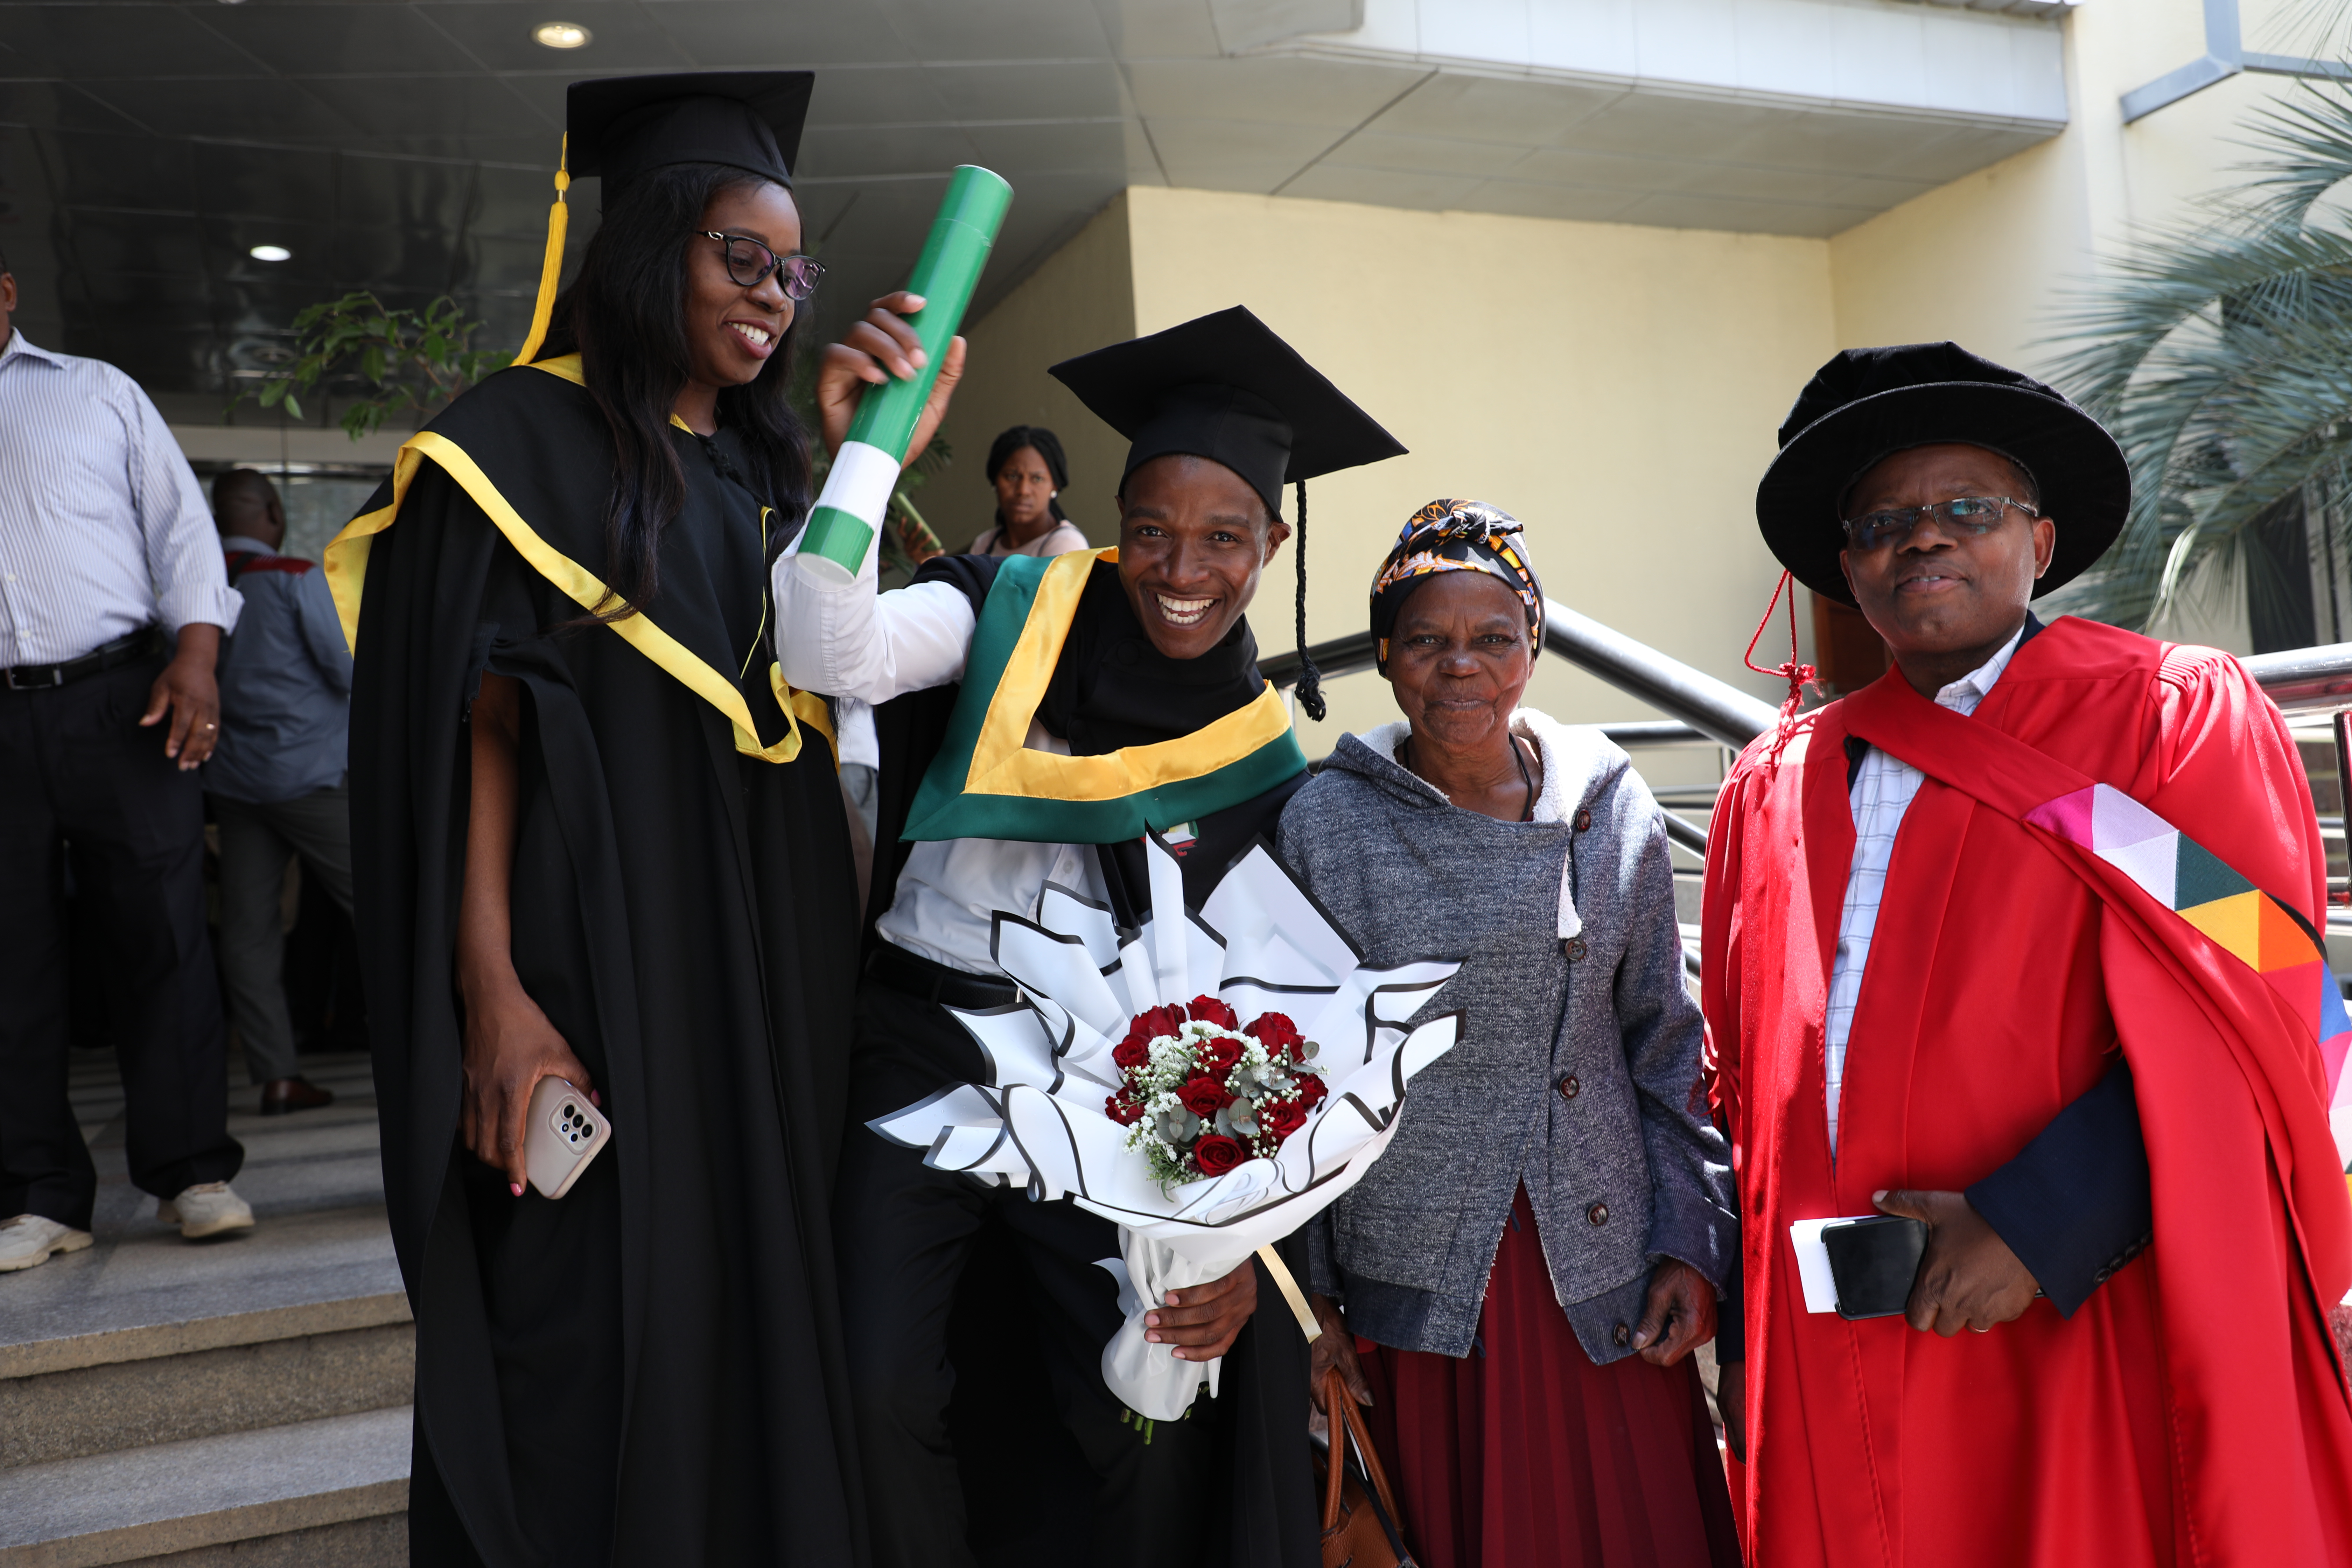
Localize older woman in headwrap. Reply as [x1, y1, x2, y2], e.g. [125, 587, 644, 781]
[1276, 500, 1741, 1568]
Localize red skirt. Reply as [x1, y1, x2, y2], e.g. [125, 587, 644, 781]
[1357, 1185, 1742, 1568]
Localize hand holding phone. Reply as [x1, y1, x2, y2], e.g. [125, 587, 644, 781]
[1821, 1214, 1928, 1320]
[523, 1077, 611, 1199]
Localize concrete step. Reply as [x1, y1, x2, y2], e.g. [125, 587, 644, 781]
[0, 1300, 412, 1470]
[1, 1054, 411, 1564]
[0, 1406, 410, 1568]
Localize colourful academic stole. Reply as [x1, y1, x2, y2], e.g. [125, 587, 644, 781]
[899, 548, 1308, 845]
[1840, 679, 2352, 1185]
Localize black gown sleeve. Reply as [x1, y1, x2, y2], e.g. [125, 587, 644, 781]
[1966, 1056, 2154, 1317]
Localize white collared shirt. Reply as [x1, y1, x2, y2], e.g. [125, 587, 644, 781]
[0, 331, 240, 665]
[1823, 624, 2025, 1153]
[774, 536, 1100, 977]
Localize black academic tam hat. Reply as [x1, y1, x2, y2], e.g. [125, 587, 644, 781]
[1756, 342, 2129, 607]
[567, 72, 813, 195]
[1048, 306, 1405, 519]
[1049, 307, 1406, 720]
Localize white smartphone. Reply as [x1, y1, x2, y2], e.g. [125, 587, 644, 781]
[523, 1077, 611, 1199]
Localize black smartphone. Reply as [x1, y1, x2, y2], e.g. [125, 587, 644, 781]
[1821, 1214, 1927, 1321]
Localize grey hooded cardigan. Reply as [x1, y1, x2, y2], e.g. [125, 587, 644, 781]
[1276, 711, 1736, 1364]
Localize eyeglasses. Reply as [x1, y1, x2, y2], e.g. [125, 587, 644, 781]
[1841, 495, 2038, 553]
[696, 232, 825, 301]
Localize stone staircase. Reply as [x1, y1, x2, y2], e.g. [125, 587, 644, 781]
[0, 1052, 412, 1567]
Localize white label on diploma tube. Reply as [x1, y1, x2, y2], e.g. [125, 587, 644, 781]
[1788, 1216, 1879, 1314]
[790, 439, 901, 577]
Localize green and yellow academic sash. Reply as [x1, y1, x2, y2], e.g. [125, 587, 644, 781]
[900, 548, 1307, 844]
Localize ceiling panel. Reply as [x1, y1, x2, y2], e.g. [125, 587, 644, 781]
[195, 5, 481, 78]
[306, 75, 552, 142]
[411, 4, 696, 74]
[644, 2, 916, 66]
[0, 4, 264, 79]
[958, 119, 1127, 176]
[798, 122, 983, 179]
[2, 0, 2066, 402]
[923, 60, 1126, 121]
[1369, 70, 1626, 147]
[1122, 56, 1425, 129]
[865, 0, 1114, 62]
[1321, 130, 1533, 179]
[69, 75, 358, 141]
[803, 65, 959, 129]
[1144, 115, 1333, 189]
[1280, 163, 1484, 211]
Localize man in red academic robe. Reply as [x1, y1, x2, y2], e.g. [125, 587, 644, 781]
[1702, 343, 2352, 1565]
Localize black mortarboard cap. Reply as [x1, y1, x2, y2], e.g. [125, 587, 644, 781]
[1049, 307, 1406, 721]
[1048, 306, 1405, 518]
[567, 72, 813, 195]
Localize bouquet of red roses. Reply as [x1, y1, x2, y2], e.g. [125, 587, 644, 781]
[1106, 997, 1326, 1186]
[869, 833, 1461, 1420]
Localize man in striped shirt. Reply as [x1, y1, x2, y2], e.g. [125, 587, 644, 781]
[0, 251, 256, 1273]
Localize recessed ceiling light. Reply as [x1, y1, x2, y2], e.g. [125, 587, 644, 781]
[533, 21, 591, 48]
[248, 245, 292, 262]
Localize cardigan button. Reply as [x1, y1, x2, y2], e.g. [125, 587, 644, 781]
[1562, 936, 1589, 962]
[1575, 808, 1593, 832]
[1558, 1075, 1581, 1102]
[1612, 1321, 1630, 1348]
[1587, 1202, 1609, 1227]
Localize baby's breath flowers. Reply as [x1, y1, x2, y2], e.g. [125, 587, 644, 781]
[1105, 995, 1326, 1188]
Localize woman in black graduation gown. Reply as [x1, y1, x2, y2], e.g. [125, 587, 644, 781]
[333, 73, 961, 1565]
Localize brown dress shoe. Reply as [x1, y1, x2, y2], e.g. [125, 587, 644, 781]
[259, 1077, 334, 1116]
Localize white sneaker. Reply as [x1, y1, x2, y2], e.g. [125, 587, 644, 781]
[0, 1213, 94, 1273]
[158, 1182, 255, 1239]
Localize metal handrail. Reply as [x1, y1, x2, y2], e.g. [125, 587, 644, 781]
[1259, 596, 1779, 749]
[2245, 641, 2352, 715]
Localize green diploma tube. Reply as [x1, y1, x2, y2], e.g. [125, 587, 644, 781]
[795, 165, 1014, 583]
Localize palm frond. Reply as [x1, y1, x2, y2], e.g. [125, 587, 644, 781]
[2047, 82, 2352, 634]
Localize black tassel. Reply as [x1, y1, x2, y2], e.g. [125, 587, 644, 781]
[1293, 479, 1326, 721]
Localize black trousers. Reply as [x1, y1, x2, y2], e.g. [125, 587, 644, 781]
[838, 976, 1213, 1568]
[0, 657, 242, 1226]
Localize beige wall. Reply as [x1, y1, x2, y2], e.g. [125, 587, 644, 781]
[926, 194, 1138, 554]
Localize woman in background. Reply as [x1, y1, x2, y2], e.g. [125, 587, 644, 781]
[966, 424, 1088, 556]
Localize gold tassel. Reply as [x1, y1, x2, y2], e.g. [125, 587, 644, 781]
[513, 135, 570, 367]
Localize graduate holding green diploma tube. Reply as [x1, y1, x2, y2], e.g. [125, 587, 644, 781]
[798, 164, 1012, 583]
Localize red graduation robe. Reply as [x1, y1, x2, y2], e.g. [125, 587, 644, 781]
[1702, 615, 2352, 1566]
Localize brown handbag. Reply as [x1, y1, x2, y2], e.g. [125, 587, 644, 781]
[1312, 1365, 1417, 1568]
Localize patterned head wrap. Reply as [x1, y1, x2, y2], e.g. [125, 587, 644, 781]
[1370, 499, 1544, 672]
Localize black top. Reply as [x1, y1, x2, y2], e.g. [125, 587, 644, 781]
[345, 364, 862, 1562]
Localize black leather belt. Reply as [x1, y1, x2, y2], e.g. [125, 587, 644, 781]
[865, 942, 1021, 1010]
[4, 625, 164, 691]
